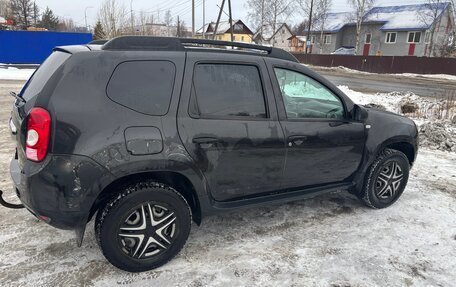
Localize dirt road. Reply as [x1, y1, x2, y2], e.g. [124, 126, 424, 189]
[0, 82, 455, 286]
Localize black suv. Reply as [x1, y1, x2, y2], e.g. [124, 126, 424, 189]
[8, 37, 418, 272]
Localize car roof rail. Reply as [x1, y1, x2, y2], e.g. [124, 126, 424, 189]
[88, 39, 109, 45]
[101, 36, 298, 63]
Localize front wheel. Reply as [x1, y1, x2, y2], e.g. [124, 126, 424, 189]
[95, 181, 192, 272]
[359, 148, 410, 209]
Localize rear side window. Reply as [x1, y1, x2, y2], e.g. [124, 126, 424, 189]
[190, 64, 266, 118]
[21, 51, 71, 101]
[107, 61, 175, 115]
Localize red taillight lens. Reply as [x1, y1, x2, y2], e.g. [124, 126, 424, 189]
[26, 107, 51, 162]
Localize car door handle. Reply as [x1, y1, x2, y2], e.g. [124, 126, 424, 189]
[288, 135, 308, 146]
[192, 137, 219, 148]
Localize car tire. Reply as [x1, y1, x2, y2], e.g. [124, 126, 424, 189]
[95, 181, 192, 272]
[358, 148, 410, 209]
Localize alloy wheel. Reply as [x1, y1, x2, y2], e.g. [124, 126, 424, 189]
[374, 161, 404, 200]
[118, 203, 177, 259]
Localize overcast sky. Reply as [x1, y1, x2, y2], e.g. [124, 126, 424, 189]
[34, 0, 429, 30]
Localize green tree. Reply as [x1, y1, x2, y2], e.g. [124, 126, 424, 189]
[39, 7, 59, 30]
[93, 20, 106, 40]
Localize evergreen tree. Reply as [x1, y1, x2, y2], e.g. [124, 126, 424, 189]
[39, 7, 59, 30]
[93, 20, 106, 40]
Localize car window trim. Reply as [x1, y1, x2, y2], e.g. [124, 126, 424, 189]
[271, 65, 349, 122]
[188, 60, 270, 121]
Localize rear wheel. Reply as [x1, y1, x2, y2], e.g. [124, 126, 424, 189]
[359, 148, 410, 209]
[95, 181, 191, 272]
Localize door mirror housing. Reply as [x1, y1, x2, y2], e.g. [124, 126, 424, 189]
[352, 104, 368, 121]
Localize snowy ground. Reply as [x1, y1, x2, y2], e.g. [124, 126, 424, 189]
[0, 80, 455, 286]
[0, 67, 35, 81]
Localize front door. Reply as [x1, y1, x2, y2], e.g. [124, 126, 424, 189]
[178, 53, 286, 201]
[363, 43, 370, 56]
[268, 63, 366, 189]
[408, 44, 416, 56]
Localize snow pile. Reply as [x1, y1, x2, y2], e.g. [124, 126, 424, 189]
[340, 86, 456, 152]
[419, 121, 456, 152]
[0, 66, 35, 81]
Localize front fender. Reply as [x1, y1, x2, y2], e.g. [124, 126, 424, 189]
[352, 108, 418, 190]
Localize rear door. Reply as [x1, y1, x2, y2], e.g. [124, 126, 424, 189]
[266, 59, 366, 190]
[177, 52, 286, 201]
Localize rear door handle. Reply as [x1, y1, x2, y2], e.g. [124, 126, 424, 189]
[192, 137, 219, 148]
[288, 135, 308, 146]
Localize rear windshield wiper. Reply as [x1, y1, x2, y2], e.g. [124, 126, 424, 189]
[10, 92, 26, 104]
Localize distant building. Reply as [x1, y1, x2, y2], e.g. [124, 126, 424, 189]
[253, 23, 293, 51]
[196, 20, 254, 43]
[288, 35, 307, 52]
[303, 3, 455, 57]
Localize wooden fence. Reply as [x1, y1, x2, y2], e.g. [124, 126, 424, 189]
[292, 53, 456, 75]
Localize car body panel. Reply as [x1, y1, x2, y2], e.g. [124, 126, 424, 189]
[8, 42, 418, 245]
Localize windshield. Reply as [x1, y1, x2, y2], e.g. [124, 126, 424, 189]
[20, 51, 71, 101]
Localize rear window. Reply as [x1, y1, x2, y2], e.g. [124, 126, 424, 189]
[21, 51, 71, 101]
[107, 61, 176, 115]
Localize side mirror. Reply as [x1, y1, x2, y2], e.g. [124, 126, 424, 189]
[352, 104, 368, 121]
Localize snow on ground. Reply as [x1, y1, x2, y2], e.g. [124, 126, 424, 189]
[0, 81, 455, 286]
[0, 67, 35, 81]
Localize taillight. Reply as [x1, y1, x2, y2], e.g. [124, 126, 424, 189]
[26, 107, 51, 162]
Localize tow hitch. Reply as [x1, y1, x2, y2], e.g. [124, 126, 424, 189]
[0, 190, 24, 209]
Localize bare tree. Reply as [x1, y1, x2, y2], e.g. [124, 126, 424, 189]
[135, 9, 149, 35]
[0, 0, 10, 19]
[315, 0, 332, 53]
[57, 17, 76, 32]
[247, 0, 294, 42]
[349, 0, 375, 55]
[418, 0, 455, 57]
[97, 0, 128, 38]
[10, 0, 34, 29]
[296, 0, 320, 53]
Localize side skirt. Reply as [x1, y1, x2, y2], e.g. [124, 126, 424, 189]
[211, 182, 354, 210]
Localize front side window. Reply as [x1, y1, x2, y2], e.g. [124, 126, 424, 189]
[190, 64, 267, 118]
[407, 31, 422, 43]
[365, 33, 372, 44]
[386, 32, 397, 43]
[274, 68, 344, 120]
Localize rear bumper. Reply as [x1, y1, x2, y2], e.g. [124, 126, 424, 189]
[10, 153, 114, 230]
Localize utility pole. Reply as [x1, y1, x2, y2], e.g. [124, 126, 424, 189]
[213, 0, 226, 40]
[192, 0, 195, 37]
[202, 0, 205, 38]
[305, 0, 314, 54]
[130, 0, 134, 34]
[177, 16, 180, 37]
[228, 0, 233, 42]
[85, 6, 93, 32]
[33, 1, 37, 27]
